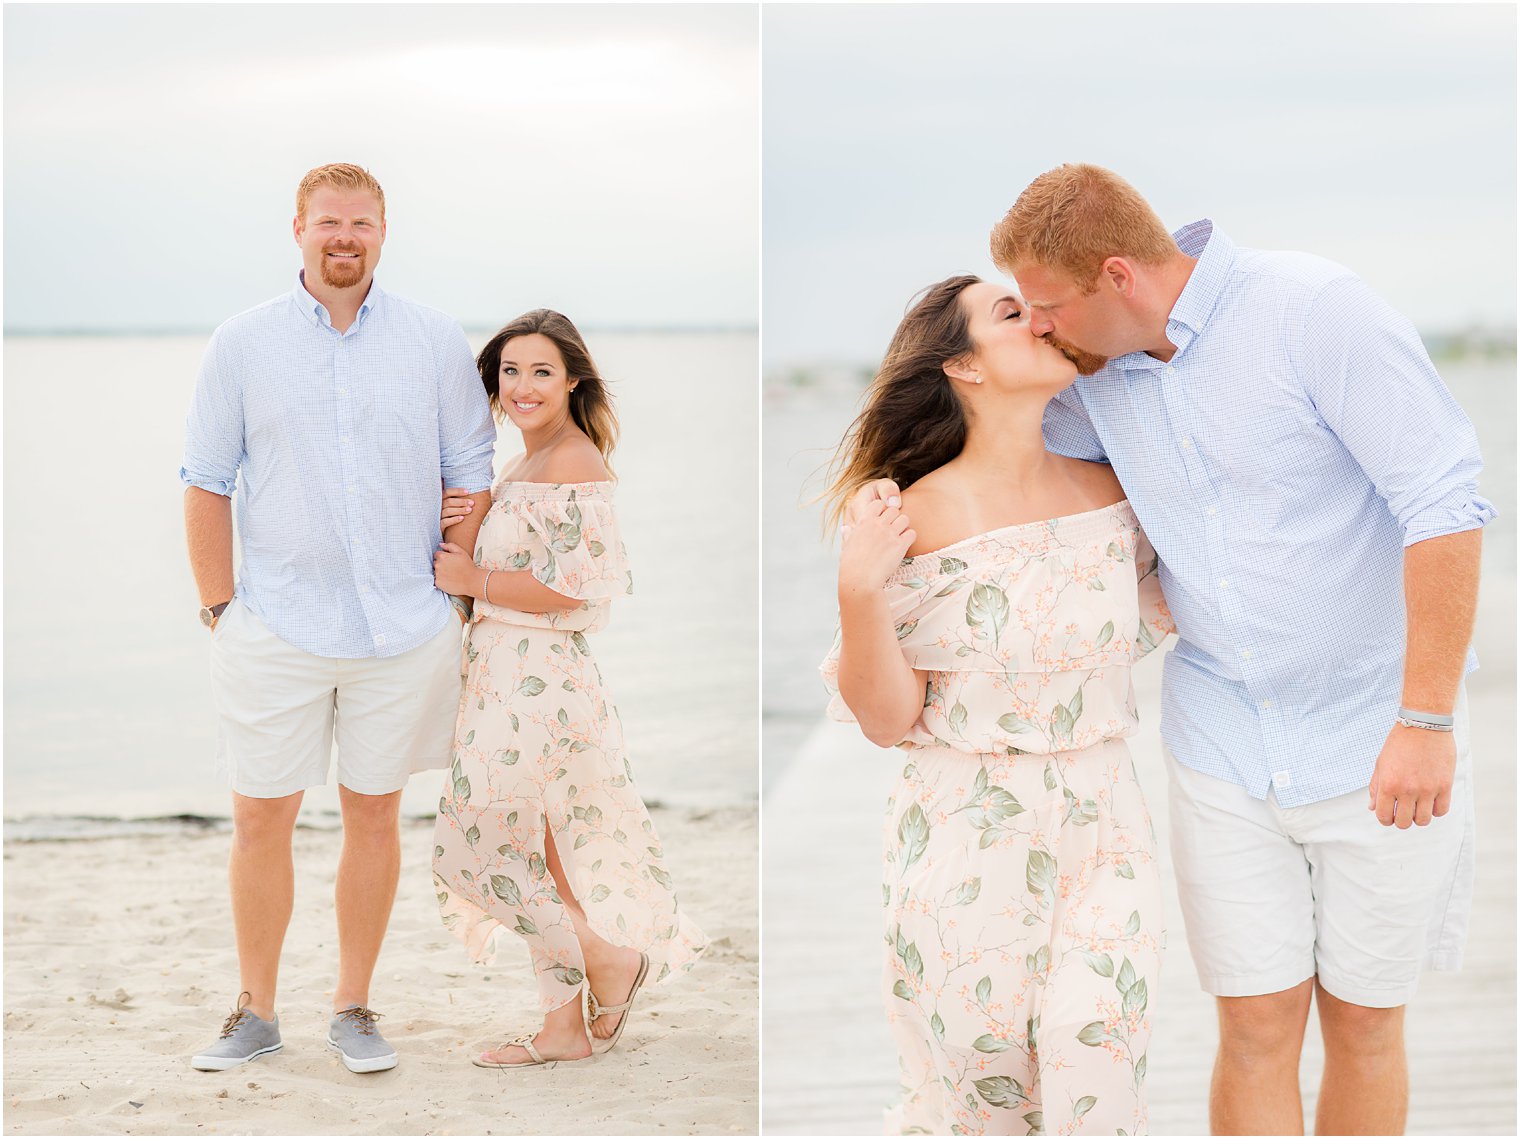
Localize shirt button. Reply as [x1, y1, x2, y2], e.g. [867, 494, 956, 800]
[374, 634, 386, 646]
[1272, 771, 1291, 789]
[1181, 438, 1194, 449]
[1218, 579, 1229, 589]
[1206, 506, 1217, 516]
[340, 435, 351, 444]
[347, 486, 356, 495]
[337, 386, 348, 395]
[1241, 649, 1252, 659]
[1166, 365, 1176, 374]
[1260, 699, 1273, 709]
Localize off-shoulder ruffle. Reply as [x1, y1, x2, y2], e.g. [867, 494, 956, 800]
[496, 480, 632, 602]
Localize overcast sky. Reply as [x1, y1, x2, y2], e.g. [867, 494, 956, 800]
[4, 4, 758, 331]
[764, 3, 1516, 365]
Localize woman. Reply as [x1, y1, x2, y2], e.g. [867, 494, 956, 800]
[432, 309, 706, 1068]
[821, 277, 1173, 1135]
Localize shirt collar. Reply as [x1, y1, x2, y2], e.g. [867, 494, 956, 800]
[292, 270, 384, 331]
[1107, 218, 1234, 372]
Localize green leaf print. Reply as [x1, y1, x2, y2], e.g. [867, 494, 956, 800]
[1124, 910, 1142, 936]
[939, 556, 967, 575]
[573, 834, 590, 850]
[515, 915, 539, 937]
[1096, 621, 1115, 649]
[996, 713, 1037, 735]
[951, 878, 981, 906]
[1076, 1021, 1112, 1046]
[510, 550, 532, 568]
[453, 774, 471, 802]
[1025, 848, 1057, 900]
[948, 701, 968, 736]
[490, 875, 522, 906]
[433, 845, 444, 860]
[571, 631, 591, 656]
[972, 1034, 1014, 1054]
[1116, 957, 1137, 995]
[903, 941, 924, 982]
[465, 825, 480, 848]
[1043, 763, 1057, 792]
[649, 865, 673, 890]
[975, 976, 992, 1007]
[971, 766, 989, 797]
[930, 1012, 945, 1042]
[1087, 577, 1106, 591]
[1115, 859, 1136, 880]
[586, 884, 612, 904]
[500, 749, 520, 766]
[897, 803, 930, 870]
[894, 618, 919, 641]
[1081, 951, 1116, 978]
[1123, 978, 1149, 1018]
[1136, 1054, 1148, 1081]
[1073, 1096, 1097, 1121]
[973, 1076, 1026, 1109]
[588, 539, 605, 557]
[562, 679, 576, 691]
[1022, 1110, 1044, 1134]
[557, 708, 570, 726]
[517, 638, 529, 656]
[463, 729, 475, 746]
[1070, 687, 1084, 723]
[965, 582, 1010, 644]
[1053, 702, 1076, 742]
[518, 676, 547, 697]
[528, 852, 546, 879]
[891, 979, 913, 1001]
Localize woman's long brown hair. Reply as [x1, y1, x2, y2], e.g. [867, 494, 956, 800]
[476, 309, 619, 474]
[821, 275, 981, 530]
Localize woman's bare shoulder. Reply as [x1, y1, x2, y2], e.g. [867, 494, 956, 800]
[539, 435, 611, 484]
[900, 470, 966, 556]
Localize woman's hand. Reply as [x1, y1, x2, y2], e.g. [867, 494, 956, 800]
[434, 542, 483, 597]
[440, 489, 476, 532]
[839, 498, 916, 596]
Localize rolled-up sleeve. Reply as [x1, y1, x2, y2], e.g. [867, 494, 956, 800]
[1299, 274, 1495, 546]
[179, 328, 243, 496]
[1042, 385, 1108, 462]
[437, 322, 496, 492]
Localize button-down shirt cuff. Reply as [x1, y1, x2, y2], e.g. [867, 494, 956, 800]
[1401, 491, 1496, 547]
[179, 467, 236, 497]
[440, 464, 496, 494]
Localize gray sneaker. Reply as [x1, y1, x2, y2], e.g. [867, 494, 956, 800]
[327, 1005, 398, 1073]
[191, 992, 282, 1071]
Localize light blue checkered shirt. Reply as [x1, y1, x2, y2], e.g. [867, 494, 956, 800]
[1042, 220, 1494, 807]
[180, 273, 497, 659]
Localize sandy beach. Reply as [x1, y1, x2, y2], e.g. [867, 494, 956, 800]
[3, 806, 757, 1136]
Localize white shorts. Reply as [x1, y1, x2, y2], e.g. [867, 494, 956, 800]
[208, 598, 465, 799]
[1166, 689, 1473, 1009]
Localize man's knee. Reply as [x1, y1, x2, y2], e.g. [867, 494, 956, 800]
[1316, 983, 1405, 1057]
[231, 791, 302, 847]
[1216, 980, 1314, 1063]
[338, 786, 402, 842]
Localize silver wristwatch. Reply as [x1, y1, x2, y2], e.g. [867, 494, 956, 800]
[198, 600, 231, 629]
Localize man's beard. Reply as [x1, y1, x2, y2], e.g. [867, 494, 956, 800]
[318, 244, 367, 289]
[1050, 337, 1109, 376]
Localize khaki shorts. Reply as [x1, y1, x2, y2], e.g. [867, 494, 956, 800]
[1166, 689, 1473, 1008]
[208, 598, 465, 798]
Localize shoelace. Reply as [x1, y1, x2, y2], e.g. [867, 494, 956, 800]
[219, 991, 254, 1039]
[335, 1005, 383, 1036]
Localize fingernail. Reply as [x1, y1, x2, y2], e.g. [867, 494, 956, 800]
[887, 496, 901, 507]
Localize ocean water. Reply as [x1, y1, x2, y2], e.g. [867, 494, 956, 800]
[763, 355, 1518, 790]
[3, 330, 759, 829]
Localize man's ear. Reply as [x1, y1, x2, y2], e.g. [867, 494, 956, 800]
[1101, 256, 1137, 299]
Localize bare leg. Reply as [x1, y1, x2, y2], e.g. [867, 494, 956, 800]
[1313, 981, 1408, 1136]
[1210, 978, 1314, 1135]
[544, 826, 643, 1041]
[229, 791, 304, 1021]
[333, 785, 402, 1012]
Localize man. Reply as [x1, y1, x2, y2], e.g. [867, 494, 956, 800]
[180, 163, 495, 1073]
[853, 164, 1490, 1135]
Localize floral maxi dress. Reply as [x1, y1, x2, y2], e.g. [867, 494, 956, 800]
[434, 479, 706, 1013]
[822, 501, 1174, 1136]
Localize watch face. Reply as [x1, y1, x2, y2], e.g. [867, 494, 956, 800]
[199, 606, 215, 627]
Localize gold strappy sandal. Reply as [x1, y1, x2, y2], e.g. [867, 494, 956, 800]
[587, 952, 650, 1055]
